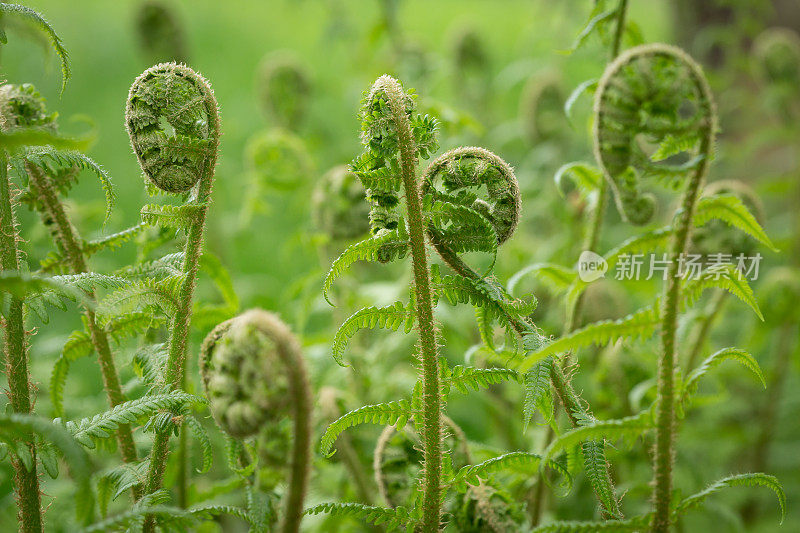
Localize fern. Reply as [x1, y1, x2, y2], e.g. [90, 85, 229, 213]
[531, 517, 649, 532]
[0, 3, 70, 93]
[674, 473, 785, 523]
[516, 305, 660, 373]
[323, 227, 409, 304]
[96, 460, 151, 517]
[96, 275, 183, 321]
[320, 399, 412, 457]
[449, 452, 570, 492]
[305, 503, 415, 531]
[443, 365, 519, 395]
[682, 264, 763, 320]
[140, 203, 206, 231]
[678, 347, 766, 415]
[132, 343, 169, 390]
[184, 415, 213, 474]
[693, 193, 777, 251]
[541, 411, 653, 467]
[553, 162, 602, 197]
[65, 392, 202, 448]
[508, 263, 576, 297]
[0, 413, 93, 525]
[331, 301, 413, 366]
[83, 223, 146, 256]
[523, 357, 554, 430]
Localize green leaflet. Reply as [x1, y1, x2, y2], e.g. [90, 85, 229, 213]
[319, 399, 412, 457]
[449, 451, 571, 493]
[323, 227, 409, 304]
[693, 193, 778, 252]
[304, 503, 415, 531]
[331, 301, 413, 366]
[140, 202, 206, 231]
[674, 473, 785, 524]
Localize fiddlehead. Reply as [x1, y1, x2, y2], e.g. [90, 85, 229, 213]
[520, 73, 565, 144]
[126, 62, 219, 194]
[312, 165, 371, 241]
[593, 44, 715, 226]
[127, 62, 220, 514]
[596, 44, 716, 533]
[256, 53, 310, 130]
[423, 146, 520, 251]
[134, 1, 188, 64]
[200, 309, 312, 533]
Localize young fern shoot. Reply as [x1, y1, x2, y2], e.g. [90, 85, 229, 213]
[594, 44, 717, 532]
[200, 309, 312, 533]
[125, 62, 221, 506]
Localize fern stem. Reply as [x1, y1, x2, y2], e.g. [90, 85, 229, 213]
[0, 152, 43, 533]
[650, 53, 715, 533]
[611, 0, 628, 59]
[24, 162, 141, 493]
[129, 64, 220, 529]
[380, 76, 442, 532]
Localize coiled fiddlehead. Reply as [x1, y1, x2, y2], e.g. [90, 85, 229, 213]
[200, 309, 312, 533]
[126, 62, 220, 518]
[312, 165, 371, 241]
[256, 53, 310, 130]
[596, 44, 716, 533]
[126, 62, 218, 194]
[753, 27, 800, 87]
[423, 146, 520, 250]
[593, 44, 715, 226]
[519, 73, 565, 144]
[134, 1, 188, 64]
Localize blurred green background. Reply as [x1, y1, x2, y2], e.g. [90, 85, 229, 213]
[1, 0, 798, 531]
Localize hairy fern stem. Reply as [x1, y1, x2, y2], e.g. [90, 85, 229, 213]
[379, 76, 443, 532]
[0, 153, 43, 533]
[25, 162, 141, 493]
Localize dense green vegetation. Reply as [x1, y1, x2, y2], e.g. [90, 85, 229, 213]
[0, 1, 797, 531]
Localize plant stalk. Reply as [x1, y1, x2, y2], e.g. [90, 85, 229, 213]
[0, 153, 43, 533]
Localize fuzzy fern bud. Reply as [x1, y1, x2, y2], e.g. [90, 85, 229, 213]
[125, 62, 220, 194]
[593, 43, 716, 225]
[0, 83, 56, 130]
[257, 53, 310, 129]
[134, 1, 188, 64]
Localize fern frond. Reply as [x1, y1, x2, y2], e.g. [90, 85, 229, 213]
[693, 193, 777, 251]
[0, 413, 93, 524]
[449, 451, 570, 493]
[443, 365, 519, 395]
[96, 459, 150, 516]
[140, 202, 206, 231]
[332, 301, 412, 366]
[603, 226, 673, 268]
[189, 504, 253, 525]
[523, 357, 554, 430]
[96, 275, 183, 322]
[305, 503, 414, 530]
[65, 392, 202, 448]
[531, 517, 649, 532]
[0, 3, 70, 93]
[132, 343, 169, 390]
[674, 473, 785, 524]
[541, 411, 653, 466]
[83, 223, 146, 256]
[427, 201, 498, 265]
[323, 227, 409, 304]
[184, 415, 213, 474]
[516, 305, 660, 373]
[554, 162, 602, 197]
[23, 147, 114, 223]
[320, 399, 412, 457]
[679, 347, 766, 416]
[682, 264, 763, 320]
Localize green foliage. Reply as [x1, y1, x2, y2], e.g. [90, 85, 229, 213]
[320, 399, 412, 457]
[332, 301, 414, 366]
[305, 502, 415, 531]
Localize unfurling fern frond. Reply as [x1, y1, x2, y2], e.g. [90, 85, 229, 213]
[83, 223, 147, 256]
[553, 162, 602, 198]
[0, 3, 70, 93]
[332, 301, 413, 366]
[678, 347, 765, 416]
[423, 146, 520, 247]
[674, 473, 785, 524]
[692, 191, 776, 252]
[323, 226, 409, 304]
[681, 264, 762, 320]
[320, 399, 412, 457]
[449, 452, 570, 493]
[64, 392, 202, 448]
[593, 44, 715, 225]
[312, 165, 371, 241]
[304, 503, 415, 531]
[516, 305, 660, 373]
[96, 275, 183, 321]
[140, 202, 206, 231]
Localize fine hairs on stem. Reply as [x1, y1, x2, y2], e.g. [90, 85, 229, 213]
[593, 44, 716, 532]
[8, 85, 140, 492]
[125, 62, 221, 519]
[200, 309, 312, 533]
